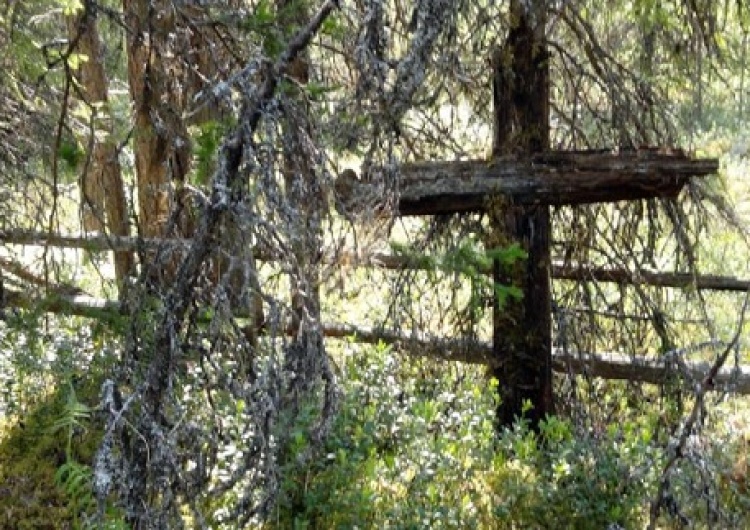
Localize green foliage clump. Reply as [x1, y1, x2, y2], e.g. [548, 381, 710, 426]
[390, 238, 527, 322]
[268, 342, 667, 529]
[57, 139, 83, 173]
[269, 342, 499, 528]
[191, 120, 227, 187]
[490, 415, 657, 529]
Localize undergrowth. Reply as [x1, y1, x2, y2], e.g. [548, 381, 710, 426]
[2, 319, 750, 528]
[269, 342, 750, 530]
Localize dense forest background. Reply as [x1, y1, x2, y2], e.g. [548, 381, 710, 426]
[2, 0, 750, 528]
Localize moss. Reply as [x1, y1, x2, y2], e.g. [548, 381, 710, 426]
[0, 378, 102, 529]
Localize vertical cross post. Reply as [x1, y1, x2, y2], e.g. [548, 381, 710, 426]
[490, 1, 554, 430]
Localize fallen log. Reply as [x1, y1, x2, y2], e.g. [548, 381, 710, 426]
[3, 291, 748, 393]
[0, 256, 86, 296]
[350, 252, 750, 293]
[318, 322, 491, 364]
[321, 322, 750, 393]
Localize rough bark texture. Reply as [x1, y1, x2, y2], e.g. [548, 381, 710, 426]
[274, 1, 337, 486]
[490, 0, 554, 429]
[97, 4, 341, 525]
[336, 152, 717, 215]
[124, 0, 192, 239]
[279, 0, 319, 334]
[67, 2, 133, 283]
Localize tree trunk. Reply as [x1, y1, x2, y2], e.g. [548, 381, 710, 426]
[491, 0, 554, 430]
[123, 0, 192, 240]
[67, 1, 133, 285]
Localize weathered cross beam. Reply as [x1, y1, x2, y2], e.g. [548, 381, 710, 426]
[334, 3, 718, 431]
[340, 150, 716, 215]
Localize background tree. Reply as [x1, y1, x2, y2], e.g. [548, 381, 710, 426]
[67, 0, 132, 283]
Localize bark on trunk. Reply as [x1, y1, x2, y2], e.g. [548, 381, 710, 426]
[67, 2, 133, 285]
[278, 0, 317, 332]
[491, 0, 554, 430]
[124, 0, 192, 240]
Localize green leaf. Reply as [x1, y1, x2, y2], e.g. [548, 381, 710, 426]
[494, 284, 523, 309]
[263, 33, 284, 59]
[66, 52, 88, 70]
[486, 243, 528, 265]
[58, 140, 83, 171]
[306, 81, 340, 100]
[321, 16, 345, 39]
[244, 0, 275, 28]
[191, 119, 237, 185]
[61, 0, 83, 16]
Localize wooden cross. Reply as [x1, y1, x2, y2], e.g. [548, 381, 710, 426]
[336, 6, 717, 430]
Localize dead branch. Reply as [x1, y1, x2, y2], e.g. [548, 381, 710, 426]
[318, 322, 492, 364]
[0, 229, 191, 251]
[551, 262, 750, 292]
[3, 230, 748, 294]
[4, 290, 749, 394]
[647, 295, 749, 529]
[3, 288, 120, 319]
[0, 256, 86, 295]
